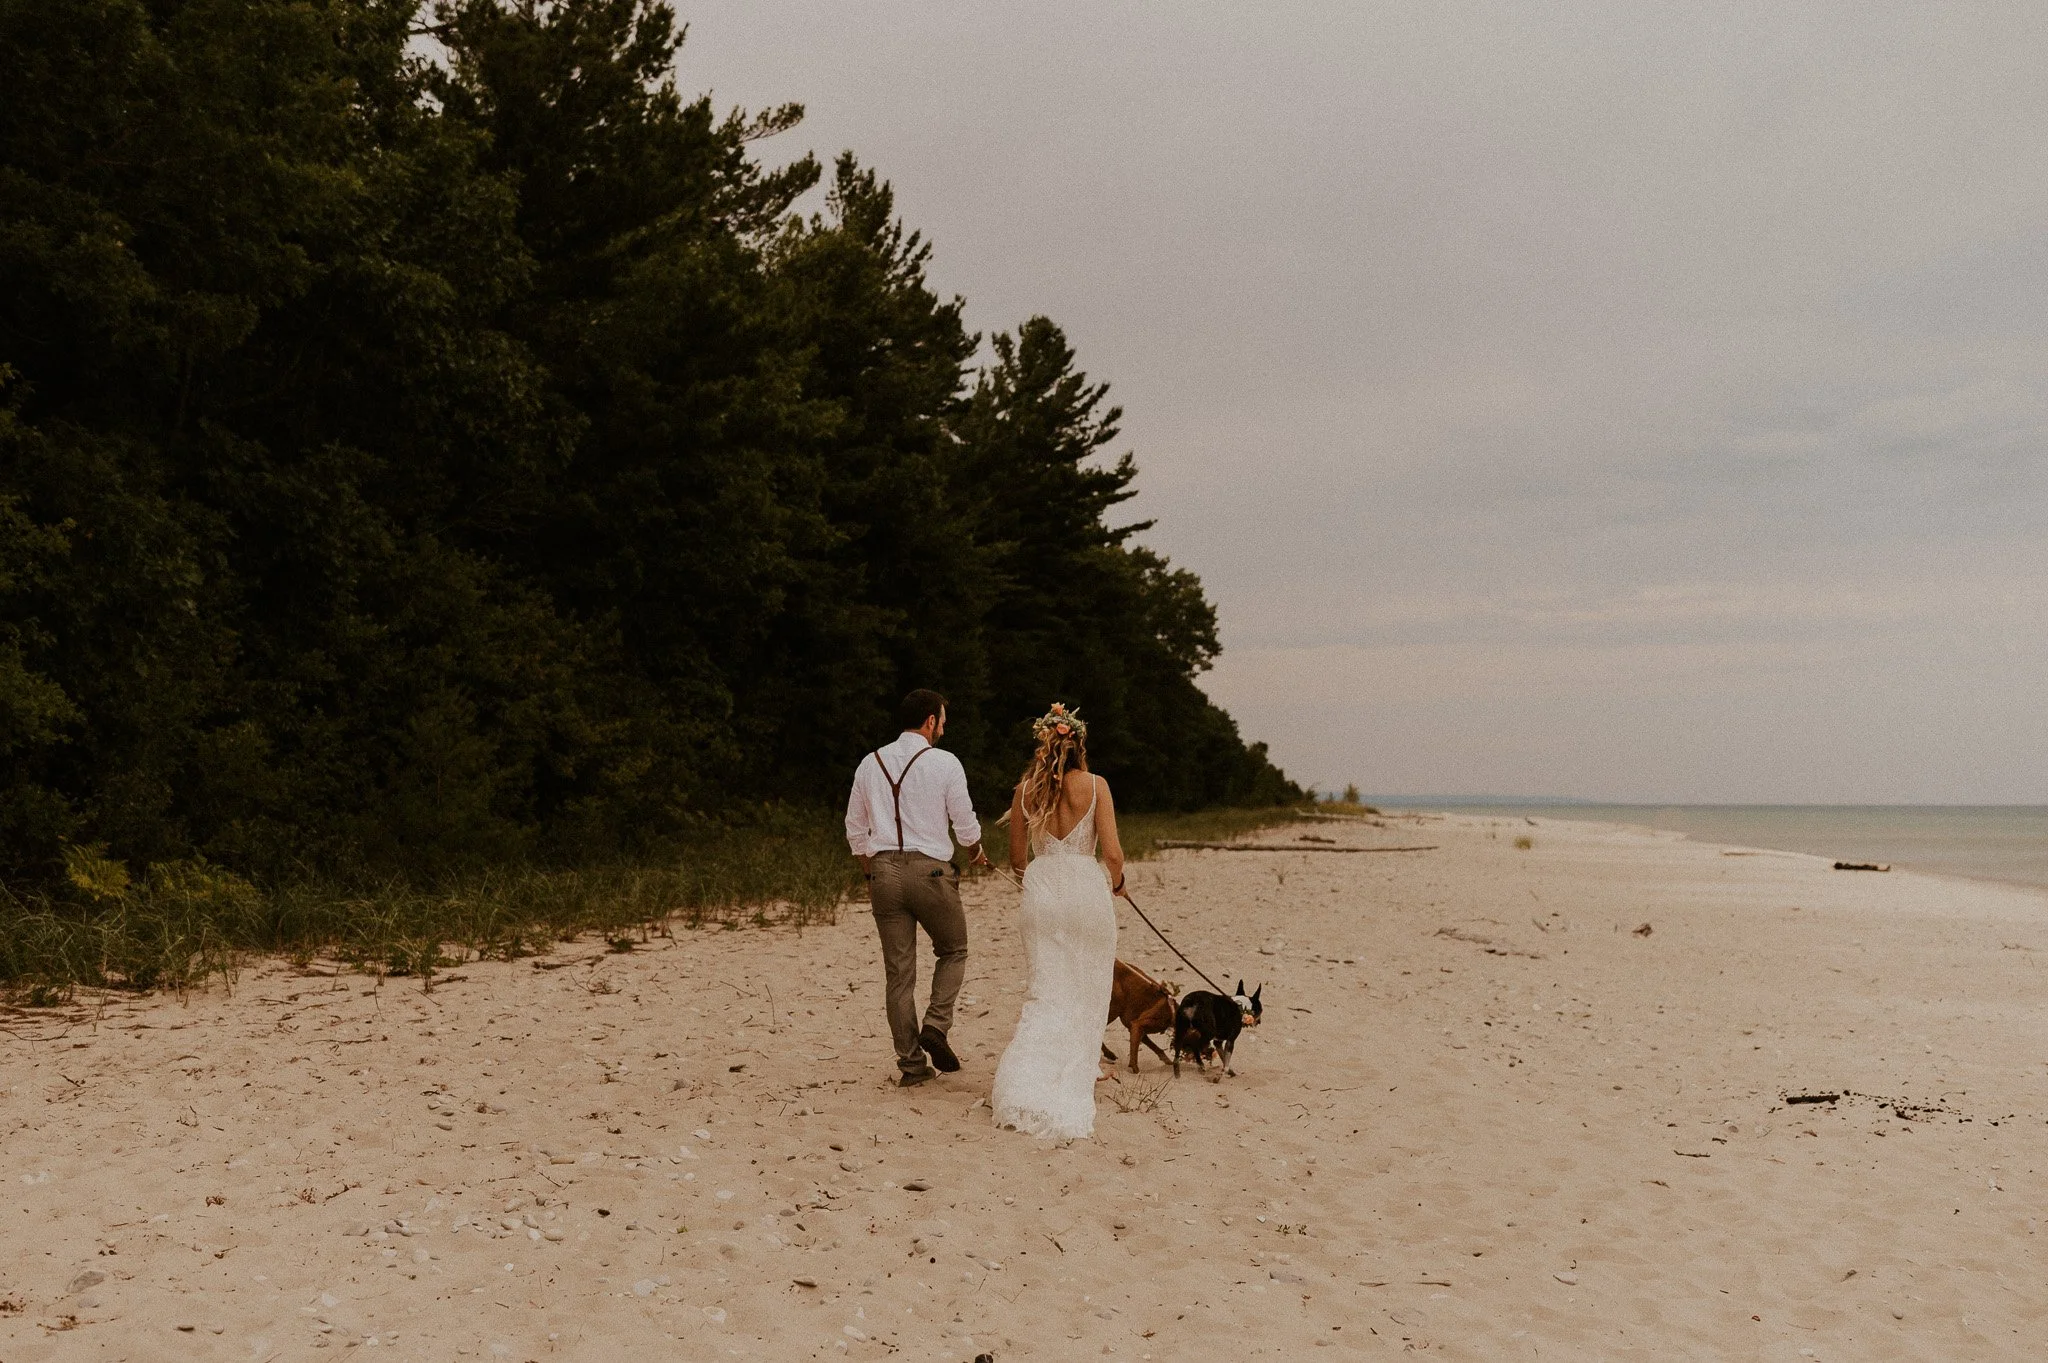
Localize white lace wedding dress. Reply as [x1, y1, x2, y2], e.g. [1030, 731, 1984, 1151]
[990, 784, 1117, 1140]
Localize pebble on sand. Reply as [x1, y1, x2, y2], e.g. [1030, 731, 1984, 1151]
[1553, 1272, 1579, 1285]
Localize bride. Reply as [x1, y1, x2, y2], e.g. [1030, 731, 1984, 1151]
[990, 703, 1125, 1140]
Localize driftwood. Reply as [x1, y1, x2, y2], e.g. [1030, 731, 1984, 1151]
[1153, 841, 1438, 853]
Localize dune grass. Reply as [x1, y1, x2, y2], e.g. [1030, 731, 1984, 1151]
[1, 805, 1301, 1000]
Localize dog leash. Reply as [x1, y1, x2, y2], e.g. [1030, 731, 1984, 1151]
[985, 844, 1229, 995]
[1116, 887, 1228, 996]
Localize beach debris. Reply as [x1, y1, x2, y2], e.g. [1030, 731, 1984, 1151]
[1832, 862, 1889, 872]
[901, 1179, 931, 1192]
[1434, 927, 1544, 960]
[1552, 1271, 1579, 1285]
[1632, 923, 1653, 936]
[1775, 1089, 1975, 1122]
[65, 1269, 105, 1295]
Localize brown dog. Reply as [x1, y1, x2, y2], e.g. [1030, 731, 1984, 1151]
[1102, 959, 1176, 1073]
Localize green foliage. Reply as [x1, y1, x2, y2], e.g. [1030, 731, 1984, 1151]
[0, 0, 1298, 956]
[0, 811, 859, 991]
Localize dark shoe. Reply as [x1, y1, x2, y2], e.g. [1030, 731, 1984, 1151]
[918, 1026, 961, 1073]
[898, 1066, 936, 1088]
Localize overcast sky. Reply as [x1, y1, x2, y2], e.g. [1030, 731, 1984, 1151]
[682, 1, 2048, 803]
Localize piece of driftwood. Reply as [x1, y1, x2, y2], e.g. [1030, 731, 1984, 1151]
[1784, 1092, 1842, 1105]
[1833, 861, 1890, 872]
[1153, 841, 1438, 853]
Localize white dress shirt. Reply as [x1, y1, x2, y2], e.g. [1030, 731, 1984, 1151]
[845, 732, 982, 861]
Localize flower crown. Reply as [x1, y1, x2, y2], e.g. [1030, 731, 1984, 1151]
[1031, 701, 1087, 742]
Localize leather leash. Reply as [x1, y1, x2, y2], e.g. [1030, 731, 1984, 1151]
[985, 824, 1231, 996]
[1115, 887, 1228, 996]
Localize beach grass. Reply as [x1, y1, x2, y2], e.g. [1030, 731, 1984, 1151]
[1, 805, 1300, 998]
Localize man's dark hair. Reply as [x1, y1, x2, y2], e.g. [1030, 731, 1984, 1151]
[896, 689, 948, 732]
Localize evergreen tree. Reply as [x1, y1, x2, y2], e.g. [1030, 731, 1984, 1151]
[0, 0, 1295, 893]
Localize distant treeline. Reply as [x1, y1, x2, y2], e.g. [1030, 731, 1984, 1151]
[0, 0, 1295, 891]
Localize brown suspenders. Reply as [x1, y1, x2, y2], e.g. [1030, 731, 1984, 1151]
[871, 744, 932, 853]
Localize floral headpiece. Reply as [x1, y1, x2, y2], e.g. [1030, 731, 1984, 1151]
[1031, 701, 1087, 742]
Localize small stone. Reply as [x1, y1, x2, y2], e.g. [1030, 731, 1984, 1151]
[843, 1325, 868, 1341]
[543, 1229, 565, 1242]
[839, 1159, 862, 1172]
[1892, 1308, 1905, 1320]
[67, 1269, 106, 1294]
[1553, 1271, 1579, 1285]
[902, 1179, 931, 1192]
[702, 1306, 727, 1323]
[176, 1323, 197, 1332]
[343, 1223, 370, 1237]
[435, 1121, 454, 1131]
[633, 1279, 658, 1296]
[793, 1277, 818, 1288]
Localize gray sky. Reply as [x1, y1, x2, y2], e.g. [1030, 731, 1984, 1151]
[683, 1, 2048, 803]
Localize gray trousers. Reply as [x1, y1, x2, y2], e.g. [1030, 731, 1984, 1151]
[868, 850, 968, 1074]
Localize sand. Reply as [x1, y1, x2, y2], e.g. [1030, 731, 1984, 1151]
[4, 812, 2047, 1361]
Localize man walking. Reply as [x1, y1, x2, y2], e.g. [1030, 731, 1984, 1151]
[846, 689, 990, 1086]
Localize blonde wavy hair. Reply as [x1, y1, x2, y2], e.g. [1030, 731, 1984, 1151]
[1017, 703, 1089, 827]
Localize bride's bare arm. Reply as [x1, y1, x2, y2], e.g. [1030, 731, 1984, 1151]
[1008, 784, 1028, 875]
[1096, 776, 1125, 892]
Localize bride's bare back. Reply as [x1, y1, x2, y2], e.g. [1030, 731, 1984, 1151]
[1010, 768, 1125, 890]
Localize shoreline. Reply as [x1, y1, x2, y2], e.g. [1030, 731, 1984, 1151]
[6, 811, 2045, 1358]
[1392, 803, 2048, 898]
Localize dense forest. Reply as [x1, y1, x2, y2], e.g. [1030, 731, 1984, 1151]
[0, 0, 1296, 896]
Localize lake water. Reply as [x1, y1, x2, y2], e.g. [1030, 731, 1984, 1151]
[1386, 804, 2048, 894]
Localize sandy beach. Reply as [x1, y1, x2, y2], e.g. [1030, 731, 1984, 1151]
[5, 813, 2047, 1361]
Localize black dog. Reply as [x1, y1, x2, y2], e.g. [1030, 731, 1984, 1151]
[1172, 980, 1262, 1076]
